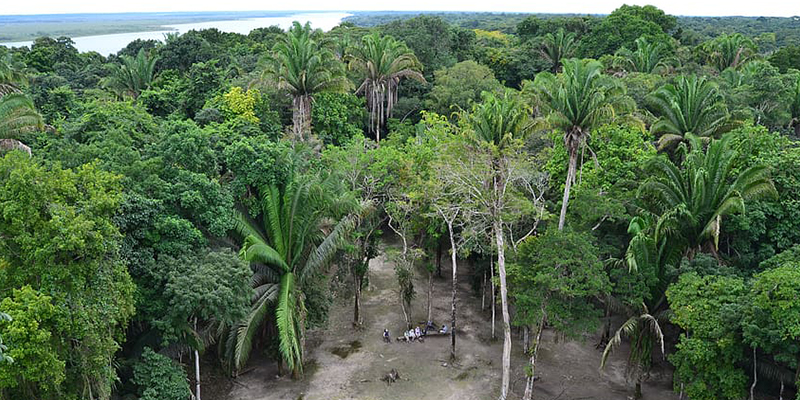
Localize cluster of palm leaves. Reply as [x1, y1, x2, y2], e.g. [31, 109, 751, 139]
[265, 22, 349, 140]
[221, 170, 360, 375]
[615, 37, 672, 74]
[101, 48, 159, 99]
[263, 23, 424, 143]
[703, 33, 757, 72]
[0, 55, 43, 155]
[539, 28, 577, 73]
[639, 133, 777, 256]
[646, 75, 734, 150]
[346, 33, 425, 142]
[599, 133, 776, 397]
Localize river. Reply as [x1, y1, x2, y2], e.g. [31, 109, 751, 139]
[0, 12, 351, 55]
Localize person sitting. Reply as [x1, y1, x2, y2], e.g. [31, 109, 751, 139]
[403, 330, 412, 341]
[383, 329, 391, 343]
[415, 326, 422, 338]
[439, 325, 448, 334]
[426, 320, 437, 332]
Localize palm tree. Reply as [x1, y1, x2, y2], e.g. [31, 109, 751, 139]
[615, 37, 670, 74]
[600, 304, 665, 400]
[467, 91, 533, 400]
[101, 48, 158, 99]
[703, 33, 756, 72]
[539, 28, 577, 73]
[527, 58, 625, 231]
[646, 75, 733, 150]
[268, 21, 348, 140]
[0, 93, 43, 155]
[221, 174, 357, 376]
[0, 53, 28, 96]
[639, 133, 777, 259]
[347, 33, 425, 142]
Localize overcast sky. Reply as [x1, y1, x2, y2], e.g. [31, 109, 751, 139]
[2, 0, 799, 17]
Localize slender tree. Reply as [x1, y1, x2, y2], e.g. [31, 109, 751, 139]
[466, 91, 533, 400]
[527, 58, 623, 230]
[347, 33, 425, 142]
[269, 21, 348, 140]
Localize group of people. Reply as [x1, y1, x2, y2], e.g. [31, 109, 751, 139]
[382, 320, 449, 343]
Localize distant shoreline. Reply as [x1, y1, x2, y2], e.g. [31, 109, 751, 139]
[0, 11, 347, 42]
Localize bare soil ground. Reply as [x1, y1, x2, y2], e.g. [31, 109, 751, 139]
[222, 240, 677, 400]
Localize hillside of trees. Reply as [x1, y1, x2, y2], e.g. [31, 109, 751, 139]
[2, 4, 800, 400]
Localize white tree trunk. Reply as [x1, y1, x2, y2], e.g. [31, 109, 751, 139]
[447, 219, 458, 361]
[558, 146, 578, 230]
[523, 312, 546, 400]
[491, 257, 496, 340]
[495, 218, 511, 400]
[194, 318, 201, 400]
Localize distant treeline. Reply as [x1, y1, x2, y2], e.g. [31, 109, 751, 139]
[345, 11, 800, 48]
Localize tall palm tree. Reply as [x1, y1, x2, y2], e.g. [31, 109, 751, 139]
[703, 33, 756, 72]
[527, 58, 625, 231]
[269, 21, 348, 140]
[467, 91, 533, 400]
[639, 133, 776, 259]
[615, 37, 670, 74]
[347, 33, 425, 142]
[0, 93, 43, 155]
[646, 75, 732, 150]
[221, 174, 357, 376]
[539, 28, 578, 73]
[101, 48, 158, 99]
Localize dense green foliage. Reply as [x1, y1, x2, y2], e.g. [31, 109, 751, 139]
[2, 6, 800, 400]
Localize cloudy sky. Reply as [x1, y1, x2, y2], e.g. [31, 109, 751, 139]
[2, 0, 799, 17]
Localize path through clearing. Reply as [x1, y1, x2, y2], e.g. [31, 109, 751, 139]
[225, 239, 676, 400]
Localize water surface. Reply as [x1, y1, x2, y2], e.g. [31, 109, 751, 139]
[1, 12, 351, 55]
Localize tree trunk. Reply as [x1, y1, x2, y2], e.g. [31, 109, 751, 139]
[495, 218, 512, 400]
[194, 319, 201, 400]
[634, 378, 642, 400]
[491, 256, 496, 340]
[292, 94, 312, 141]
[481, 272, 487, 312]
[427, 269, 434, 323]
[447, 219, 458, 361]
[558, 144, 579, 231]
[522, 314, 546, 400]
[750, 346, 757, 400]
[794, 122, 800, 137]
[400, 291, 411, 329]
[353, 271, 363, 326]
[436, 240, 443, 278]
[523, 325, 530, 354]
[0, 139, 31, 156]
